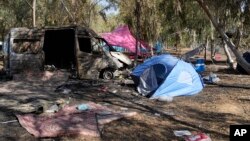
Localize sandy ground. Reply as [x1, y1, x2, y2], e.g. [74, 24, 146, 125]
[0, 68, 249, 141]
[0, 45, 249, 141]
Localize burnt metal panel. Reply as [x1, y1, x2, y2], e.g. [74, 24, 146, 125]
[6, 28, 45, 74]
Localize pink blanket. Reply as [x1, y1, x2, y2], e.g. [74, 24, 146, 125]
[16, 102, 136, 138]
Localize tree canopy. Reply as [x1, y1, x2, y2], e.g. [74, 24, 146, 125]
[0, 0, 250, 48]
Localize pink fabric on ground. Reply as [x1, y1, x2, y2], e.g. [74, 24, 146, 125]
[16, 102, 137, 138]
[101, 25, 150, 54]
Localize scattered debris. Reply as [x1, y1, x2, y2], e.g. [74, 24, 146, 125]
[174, 130, 212, 141]
[16, 102, 137, 138]
[102, 103, 111, 106]
[157, 95, 173, 102]
[154, 113, 161, 117]
[61, 88, 72, 94]
[120, 107, 128, 111]
[184, 132, 212, 141]
[44, 65, 56, 71]
[45, 104, 60, 113]
[132, 91, 140, 96]
[0, 120, 18, 124]
[108, 88, 118, 94]
[203, 73, 220, 84]
[174, 130, 192, 137]
[77, 104, 89, 111]
[121, 89, 132, 93]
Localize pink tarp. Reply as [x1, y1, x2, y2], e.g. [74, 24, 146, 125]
[101, 25, 149, 54]
[16, 102, 137, 138]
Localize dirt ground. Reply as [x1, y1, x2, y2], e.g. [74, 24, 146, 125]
[0, 67, 250, 141]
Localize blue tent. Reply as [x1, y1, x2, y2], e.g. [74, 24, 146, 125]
[131, 54, 204, 100]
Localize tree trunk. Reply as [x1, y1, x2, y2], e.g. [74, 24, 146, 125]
[210, 21, 216, 61]
[32, 0, 36, 27]
[223, 41, 234, 68]
[61, 0, 74, 23]
[72, 0, 76, 24]
[210, 39, 215, 61]
[204, 37, 209, 61]
[192, 30, 197, 48]
[134, 0, 140, 66]
[196, 0, 250, 74]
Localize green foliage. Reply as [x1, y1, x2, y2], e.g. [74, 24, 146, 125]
[0, 0, 250, 49]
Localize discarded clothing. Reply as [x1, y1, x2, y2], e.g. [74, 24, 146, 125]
[203, 73, 220, 84]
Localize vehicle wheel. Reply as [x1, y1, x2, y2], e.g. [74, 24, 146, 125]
[102, 69, 114, 80]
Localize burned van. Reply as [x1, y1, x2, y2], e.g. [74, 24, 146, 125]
[2, 25, 132, 79]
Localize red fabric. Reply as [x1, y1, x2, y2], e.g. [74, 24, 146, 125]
[101, 25, 150, 54]
[16, 102, 136, 138]
[185, 133, 212, 141]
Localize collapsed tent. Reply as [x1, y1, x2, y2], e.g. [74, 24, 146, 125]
[131, 54, 204, 100]
[101, 25, 149, 54]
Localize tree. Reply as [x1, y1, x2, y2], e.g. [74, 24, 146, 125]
[24, 0, 37, 27]
[196, 0, 250, 74]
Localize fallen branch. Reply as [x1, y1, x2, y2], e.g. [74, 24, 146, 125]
[208, 83, 250, 89]
[0, 120, 18, 124]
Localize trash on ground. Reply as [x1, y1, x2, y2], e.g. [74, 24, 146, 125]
[55, 86, 72, 94]
[174, 130, 192, 137]
[0, 120, 18, 124]
[157, 95, 173, 102]
[184, 132, 212, 141]
[154, 113, 161, 117]
[203, 73, 220, 84]
[45, 104, 60, 113]
[109, 89, 118, 93]
[120, 107, 128, 111]
[44, 65, 56, 71]
[16, 102, 137, 137]
[77, 104, 89, 111]
[61, 88, 72, 94]
[174, 130, 212, 141]
[162, 110, 175, 116]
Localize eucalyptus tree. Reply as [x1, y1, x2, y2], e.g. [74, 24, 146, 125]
[118, 0, 162, 43]
[157, 0, 212, 47]
[0, 1, 32, 40]
[196, 0, 250, 74]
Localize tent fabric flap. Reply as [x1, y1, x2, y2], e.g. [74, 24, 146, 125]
[132, 54, 178, 78]
[101, 25, 149, 54]
[137, 66, 159, 97]
[150, 60, 203, 99]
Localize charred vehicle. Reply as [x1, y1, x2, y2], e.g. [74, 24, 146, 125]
[2, 25, 132, 79]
